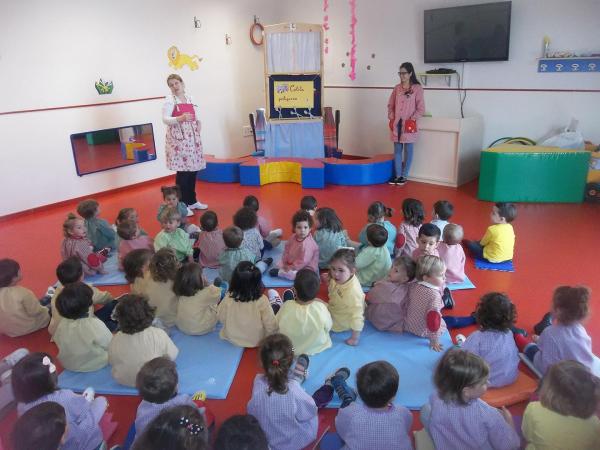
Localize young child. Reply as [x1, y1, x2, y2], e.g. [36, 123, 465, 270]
[431, 200, 453, 238]
[334, 361, 413, 449]
[11, 401, 67, 450]
[157, 185, 192, 225]
[516, 285, 594, 375]
[123, 248, 153, 293]
[134, 357, 199, 440]
[314, 207, 353, 269]
[61, 213, 108, 275]
[233, 207, 264, 260]
[49, 257, 115, 336]
[247, 334, 318, 450]
[277, 268, 333, 355]
[154, 207, 193, 262]
[53, 282, 112, 372]
[243, 195, 282, 249]
[195, 210, 226, 268]
[13, 352, 108, 450]
[397, 198, 424, 257]
[437, 223, 466, 283]
[365, 255, 416, 333]
[109, 294, 179, 387]
[522, 360, 600, 449]
[115, 207, 141, 230]
[214, 414, 269, 450]
[420, 349, 520, 450]
[466, 202, 516, 263]
[0, 259, 50, 337]
[218, 261, 278, 347]
[300, 195, 318, 216]
[404, 255, 447, 352]
[358, 201, 396, 255]
[117, 219, 154, 269]
[174, 262, 221, 335]
[356, 224, 392, 286]
[135, 248, 179, 328]
[327, 249, 366, 346]
[270, 210, 319, 280]
[219, 226, 272, 283]
[77, 198, 117, 252]
[132, 404, 208, 450]
[412, 223, 441, 260]
[461, 292, 519, 387]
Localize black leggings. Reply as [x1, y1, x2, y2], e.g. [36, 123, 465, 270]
[175, 171, 198, 205]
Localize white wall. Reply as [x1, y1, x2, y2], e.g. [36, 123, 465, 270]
[1, 0, 599, 216]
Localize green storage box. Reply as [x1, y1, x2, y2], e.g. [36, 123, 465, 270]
[86, 129, 119, 145]
[478, 145, 590, 203]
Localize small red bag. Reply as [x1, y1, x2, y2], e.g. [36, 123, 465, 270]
[404, 119, 417, 133]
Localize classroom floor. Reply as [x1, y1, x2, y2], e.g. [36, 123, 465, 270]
[1, 176, 599, 448]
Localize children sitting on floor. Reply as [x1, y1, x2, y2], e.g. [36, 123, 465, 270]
[270, 210, 319, 281]
[154, 207, 193, 263]
[77, 198, 117, 252]
[437, 223, 466, 283]
[365, 255, 416, 333]
[0, 258, 50, 337]
[157, 185, 192, 228]
[314, 207, 355, 269]
[431, 200, 453, 238]
[53, 282, 112, 372]
[461, 292, 519, 387]
[300, 195, 318, 216]
[123, 248, 153, 292]
[234, 207, 264, 260]
[397, 198, 425, 257]
[356, 224, 392, 286]
[420, 349, 520, 450]
[412, 223, 441, 260]
[61, 213, 108, 275]
[247, 334, 318, 450]
[219, 226, 272, 283]
[194, 210, 225, 268]
[12, 352, 108, 450]
[327, 249, 366, 346]
[117, 219, 154, 270]
[466, 202, 516, 263]
[515, 285, 594, 375]
[243, 195, 282, 250]
[522, 360, 600, 449]
[218, 261, 278, 348]
[358, 201, 396, 256]
[109, 294, 179, 387]
[11, 401, 67, 450]
[174, 262, 221, 335]
[214, 414, 269, 450]
[277, 268, 333, 355]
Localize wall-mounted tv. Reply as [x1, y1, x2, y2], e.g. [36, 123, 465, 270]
[424, 1, 511, 63]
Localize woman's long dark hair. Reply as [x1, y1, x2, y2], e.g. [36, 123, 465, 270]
[400, 62, 420, 85]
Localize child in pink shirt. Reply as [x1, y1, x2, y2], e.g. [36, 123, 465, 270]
[195, 211, 225, 268]
[412, 223, 441, 260]
[438, 223, 466, 283]
[117, 220, 154, 270]
[396, 198, 424, 257]
[61, 214, 108, 276]
[270, 210, 319, 281]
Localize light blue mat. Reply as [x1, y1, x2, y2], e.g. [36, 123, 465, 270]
[475, 258, 515, 272]
[58, 327, 244, 399]
[83, 254, 128, 286]
[301, 322, 453, 410]
[361, 275, 475, 293]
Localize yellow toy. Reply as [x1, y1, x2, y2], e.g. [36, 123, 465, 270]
[167, 46, 203, 71]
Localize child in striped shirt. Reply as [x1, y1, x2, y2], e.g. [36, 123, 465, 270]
[396, 198, 424, 257]
[195, 210, 225, 268]
[61, 213, 108, 276]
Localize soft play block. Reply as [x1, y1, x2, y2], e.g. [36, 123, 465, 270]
[322, 154, 393, 186]
[240, 158, 325, 189]
[197, 155, 251, 183]
[478, 145, 590, 203]
[133, 148, 149, 162]
[481, 371, 538, 407]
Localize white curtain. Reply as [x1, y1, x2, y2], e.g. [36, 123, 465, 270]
[267, 32, 321, 73]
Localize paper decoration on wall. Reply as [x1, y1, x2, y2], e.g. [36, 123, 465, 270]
[323, 0, 330, 54]
[167, 46, 203, 71]
[348, 0, 357, 80]
[95, 79, 114, 95]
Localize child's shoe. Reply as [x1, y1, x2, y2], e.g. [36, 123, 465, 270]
[292, 354, 310, 384]
[533, 312, 552, 336]
[267, 289, 283, 314]
[283, 289, 296, 302]
[330, 367, 357, 408]
[455, 334, 466, 346]
[510, 325, 528, 337]
[442, 288, 455, 309]
[269, 268, 279, 277]
[263, 257, 273, 267]
[82, 387, 95, 402]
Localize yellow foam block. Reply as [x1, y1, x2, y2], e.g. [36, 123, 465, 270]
[124, 142, 146, 160]
[259, 161, 302, 185]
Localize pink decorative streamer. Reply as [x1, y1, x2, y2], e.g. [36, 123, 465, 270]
[348, 0, 357, 80]
[323, 0, 330, 54]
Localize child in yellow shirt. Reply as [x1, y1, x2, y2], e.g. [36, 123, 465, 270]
[466, 202, 516, 263]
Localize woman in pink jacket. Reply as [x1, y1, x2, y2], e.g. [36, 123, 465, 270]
[387, 62, 425, 185]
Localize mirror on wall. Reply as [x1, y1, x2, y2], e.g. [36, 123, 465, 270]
[71, 123, 157, 176]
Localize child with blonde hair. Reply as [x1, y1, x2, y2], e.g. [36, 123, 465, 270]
[0, 259, 50, 337]
[356, 224, 392, 286]
[61, 213, 108, 275]
[327, 249, 366, 346]
[154, 207, 193, 262]
[437, 223, 466, 283]
[396, 198, 424, 257]
[466, 202, 516, 263]
[76, 198, 116, 252]
[522, 360, 600, 449]
[358, 201, 396, 255]
[195, 210, 225, 268]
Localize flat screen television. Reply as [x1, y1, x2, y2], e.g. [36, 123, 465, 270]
[424, 1, 511, 63]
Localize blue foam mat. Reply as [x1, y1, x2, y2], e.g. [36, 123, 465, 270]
[301, 322, 453, 410]
[362, 275, 475, 293]
[83, 253, 127, 286]
[58, 327, 244, 399]
[475, 258, 515, 272]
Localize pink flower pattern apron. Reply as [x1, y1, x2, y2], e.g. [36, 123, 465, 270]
[165, 100, 206, 172]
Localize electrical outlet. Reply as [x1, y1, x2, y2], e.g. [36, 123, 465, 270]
[242, 126, 253, 137]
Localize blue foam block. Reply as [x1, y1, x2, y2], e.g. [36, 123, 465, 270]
[240, 165, 261, 186]
[361, 275, 475, 293]
[57, 327, 244, 399]
[301, 167, 325, 189]
[475, 258, 515, 272]
[301, 322, 453, 410]
[323, 159, 393, 186]
[197, 161, 242, 183]
[83, 254, 127, 286]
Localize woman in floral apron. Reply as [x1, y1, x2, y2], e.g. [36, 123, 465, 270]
[162, 74, 207, 213]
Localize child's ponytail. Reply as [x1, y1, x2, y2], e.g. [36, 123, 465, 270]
[368, 201, 392, 220]
[259, 334, 294, 395]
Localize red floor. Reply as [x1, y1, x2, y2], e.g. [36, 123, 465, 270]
[1, 178, 599, 448]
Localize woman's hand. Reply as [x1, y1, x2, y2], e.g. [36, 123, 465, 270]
[176, 113, 193, 122]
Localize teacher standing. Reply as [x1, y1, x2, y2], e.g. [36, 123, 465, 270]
[162, 74, 207, 212]
[387, 62, 425, 185]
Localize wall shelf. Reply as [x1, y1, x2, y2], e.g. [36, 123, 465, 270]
[417, 72, 456, 86]
[538, 57, 600, 73]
